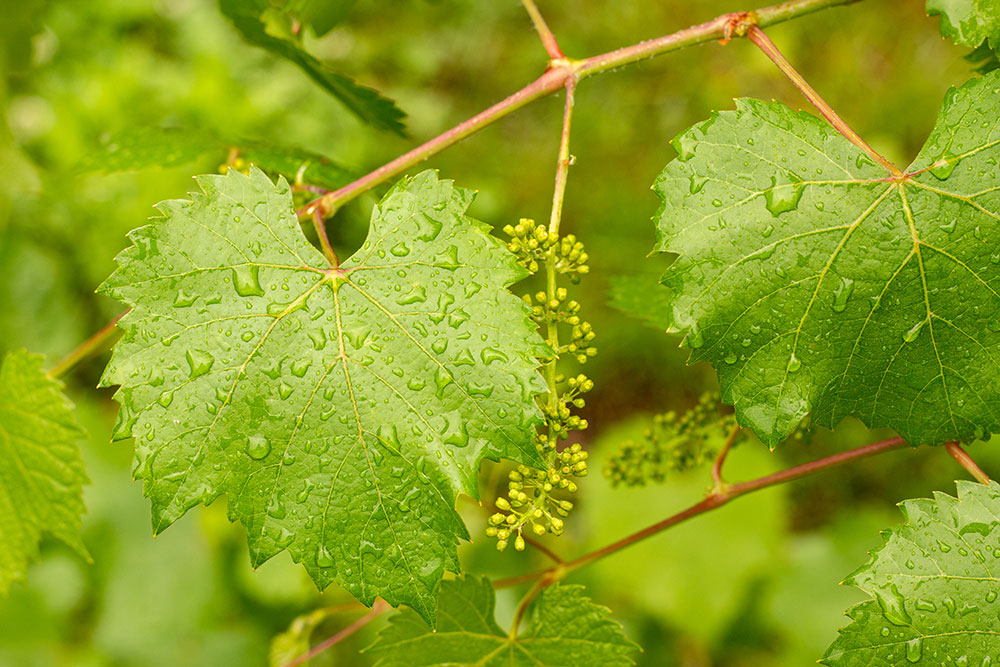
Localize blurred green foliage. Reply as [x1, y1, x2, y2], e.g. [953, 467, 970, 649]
[1, 0, 997, 664]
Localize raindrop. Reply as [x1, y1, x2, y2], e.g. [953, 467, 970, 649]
[173, 289, 197, 307]
[903, 320, 926, 343]
[787, 353, 802, 373]
[832, 277, 855, 313]
[875, 583, 912, 626]
[232, 265, 265, 297]
[905, 637, 922, 663]
[246, 435, 271, 460]
[764, 172, 804, 216]
[157, 389, 174, 408]
[316, 545, 334, 568]
[929, 151, 958, 180]
[434, 367, 453, 398]
[396, 285, 427, 305]
[186, 349, 215, 378]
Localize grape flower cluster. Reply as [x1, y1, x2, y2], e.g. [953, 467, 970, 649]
[604, 393, 739, 487]
[486, 218, 594, 551]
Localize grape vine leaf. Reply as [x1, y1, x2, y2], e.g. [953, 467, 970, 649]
[926, 0, 1000, 50]
[0, 349, 89, 595]
[822, 481, 1000, 665]
[84, 127, 355, 191]
[607, 273, 671, 331]
[654, 70, 1000, 448]
[98, 167, 547, 622]
[275, 0, 358, 37]
[365, 575, 639, 666]
[218, 0, 406, 135]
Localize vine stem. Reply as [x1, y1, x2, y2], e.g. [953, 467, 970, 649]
[312, 209, 340, 268]
[495, 435, 907, 589]
[299, 0, 863, 217]
[523, 534, 564, 563]
[944, 442, 991, 484]
[47, 311, 128, 379]
[711, 424, 741, 490]
[283, 599, 390, 667]
[521, 0, 564, 59]
[745, 25, 902, 177]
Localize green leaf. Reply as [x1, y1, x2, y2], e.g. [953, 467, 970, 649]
[218, 0, 406, 135]
[0, 349, 89, 595]
[606, 273, 671, 331]
[269, 605, 337, 667]
[966, 41, 1000, 75]
[926, 0, 1000, 50]
[654, 70, 1000, 448]
[98, 167, 547, 622]
[822, 481, 1000, 665]
[365, 575, 639, 666]
[278, 0, 358, 37]
[85, 127, 356, 191]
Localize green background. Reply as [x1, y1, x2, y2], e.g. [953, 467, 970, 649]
[1, 0, 997, 664]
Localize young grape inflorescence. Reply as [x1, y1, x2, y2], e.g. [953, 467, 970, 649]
[486, 218, 594, 551]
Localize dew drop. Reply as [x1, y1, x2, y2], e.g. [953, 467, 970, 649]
[407, 377, 426, 391]
[875, 583, 912, 626]
[929, 152, 958, 180]
[832, 277, 855, 313]
[267, 497, 286, 519]
[173, 289, 197, 307]
[316, 545, 334, 568]
[390, 241, 411, 257]
[397, 285, 427, 305]
[903, 320, 926, 343]
[434, 367, 453, 398]
[157, 389, 175, 408]
[905, 637, 922, 663]
[764, 173, 804, 216]
[686, 326, 704, 349]
[308, 329, 327, 350]
[786, 353, 802, 373]
[186, 349, 215, 378]
[246, 435, 271, 460]
[232, 265, 265, 297]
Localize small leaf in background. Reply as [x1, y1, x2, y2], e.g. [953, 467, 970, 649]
[218, 0, 406, 135]
[606, 273, 671, 331]
[965, 41, 1000, 74]
[277, 0, 359, 37]
[654, 70, 1000, 448]
[99, 168, 547, 622]
[270, 605, 342, 667]
[84, 127, 356, 192]
[822, 481, 1000, 665]
[0, 349, 89, 595]
[926, 0, 1000, 49]
[365, 575, 639, 666]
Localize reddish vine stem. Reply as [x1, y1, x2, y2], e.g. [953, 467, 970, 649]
[521, 0, 565, 59]
[745, 25, 902, 177]
[944, 442, 991, 485]
[523, 534, 564, 564]
[311, 209, 340, 268]
[495, 435, 907, 589]
[283, 599, 390, 667]
[47, 311, 128, 379]
[711, 424, 741, 490]
[299, 0, 863, 217]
